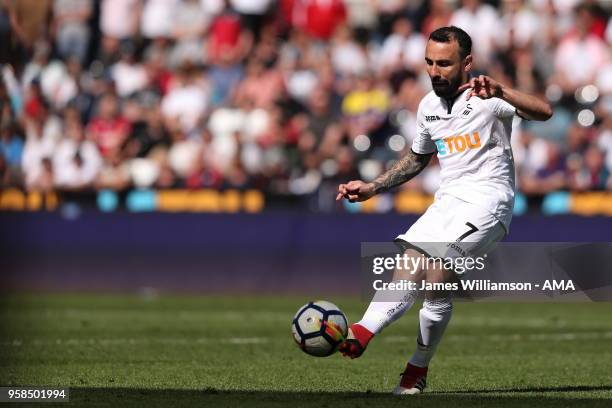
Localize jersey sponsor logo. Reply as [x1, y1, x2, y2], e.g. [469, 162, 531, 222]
[425, 115, 440, 122]
[434, 132, 481, 156]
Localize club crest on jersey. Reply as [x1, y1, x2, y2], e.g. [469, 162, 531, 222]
[435, 132, 481, 156]
[460, 103, 473, 118]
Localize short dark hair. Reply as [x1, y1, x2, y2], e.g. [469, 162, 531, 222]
[429, 26, 472, 59]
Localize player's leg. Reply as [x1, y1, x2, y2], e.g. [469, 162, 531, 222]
[395, 199, 507, 395]
[393, 266, 454, 395]
[339, 199, 446, 359]
[411, 267, 455, 368]
[411, 296, 454, 366]
[358, 248, 429, 333]
[339, 248, 427, 358]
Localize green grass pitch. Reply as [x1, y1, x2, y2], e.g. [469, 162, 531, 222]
[1, 294, 611, 407]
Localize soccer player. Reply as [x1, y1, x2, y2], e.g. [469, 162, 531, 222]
[335, 26, 552, 395]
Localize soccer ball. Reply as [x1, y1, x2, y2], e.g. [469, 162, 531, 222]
[291, 300, 348, 357]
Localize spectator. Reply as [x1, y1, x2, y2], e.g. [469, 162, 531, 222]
[99, 0, 142, 65]
[38, 57, 80, 110]
[229, 0, 274, 39]
[553, 3, 609, 94]
[377, 16, 426, 74]
[87, 93, 131, 160]
[234, 58, 284, 109]
[519, 139, 566, 195]
[295, 0, 347, 41]
[597, 118, 612, 177]
[23, 91, 62, 154]
[208, 1, 252, 65]
[28, 157, 55, 191]
[389, 69, 425, 144]
[53, 108, 102, 189]
[169, 0, 209, 67]
[140, 0, 178, 40]
[421, 0, 452, 37]
[8, 0, 52, 55]
[142, 46, 174, 96]
[167, 126, 201, 179]
[100, 0, 142, 41]
[95, 154, 130, 191]
[330, 25, 369, 77]
[185, 151, 224, 189]
[567, 144, 610, 191]
[125, 105, 171, 159]
[160, 64, 208, 133]
[0, 123, 24, 184]
[22, 98, 60, 191]
[370, 0, 409, 38]
[342, 71, 390, 139]
[110, 43, 149, 98]
[306, 86, 336, 144]
[1, 0, 611, 213]
[496, 0, 539, 51]
[0, 1, 14, 64]
[52, 0, 92, 63]
[450, 0, 500, 66]
[531, 0, 579, 30]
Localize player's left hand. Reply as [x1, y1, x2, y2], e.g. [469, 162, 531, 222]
[458, 75, 504, 100]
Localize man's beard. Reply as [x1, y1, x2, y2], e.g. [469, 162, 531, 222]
[431, 75, 462, 98]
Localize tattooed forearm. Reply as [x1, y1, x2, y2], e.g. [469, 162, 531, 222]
[371, 150, 432, 194]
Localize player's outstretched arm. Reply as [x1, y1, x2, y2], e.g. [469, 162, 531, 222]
[458, 75, 553, 121]
[336, 149, 433, 202]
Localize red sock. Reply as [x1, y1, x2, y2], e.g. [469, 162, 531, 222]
[350, 323, 374, 348]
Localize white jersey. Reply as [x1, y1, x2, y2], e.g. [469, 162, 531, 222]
[412, 88, 516, 231]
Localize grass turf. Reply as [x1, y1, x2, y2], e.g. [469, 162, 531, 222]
[0, 294, 611, 407]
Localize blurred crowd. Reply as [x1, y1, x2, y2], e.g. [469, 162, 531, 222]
[0, 0, 611, 210]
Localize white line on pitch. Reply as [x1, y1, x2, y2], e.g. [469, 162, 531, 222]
[3, 331, 612, 347]
[0, 337, 270, 347]
[384, 331, 612, 343]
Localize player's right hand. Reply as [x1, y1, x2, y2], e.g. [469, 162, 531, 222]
[336, 180, 375, 202]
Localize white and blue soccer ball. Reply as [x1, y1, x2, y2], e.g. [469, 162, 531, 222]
[291, 300, 348, 357]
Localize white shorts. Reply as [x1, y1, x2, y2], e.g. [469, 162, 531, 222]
[395, 193, 506, 265]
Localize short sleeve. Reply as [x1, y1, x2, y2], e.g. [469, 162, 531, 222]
[411, 105, 436, 154]
[487, 97, 516, 119]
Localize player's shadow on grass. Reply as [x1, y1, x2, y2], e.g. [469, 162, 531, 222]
[438, 385, 612, 394]
[48, 386, 612, 408]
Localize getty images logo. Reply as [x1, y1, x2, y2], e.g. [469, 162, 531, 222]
[435, 132, 481, 156]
